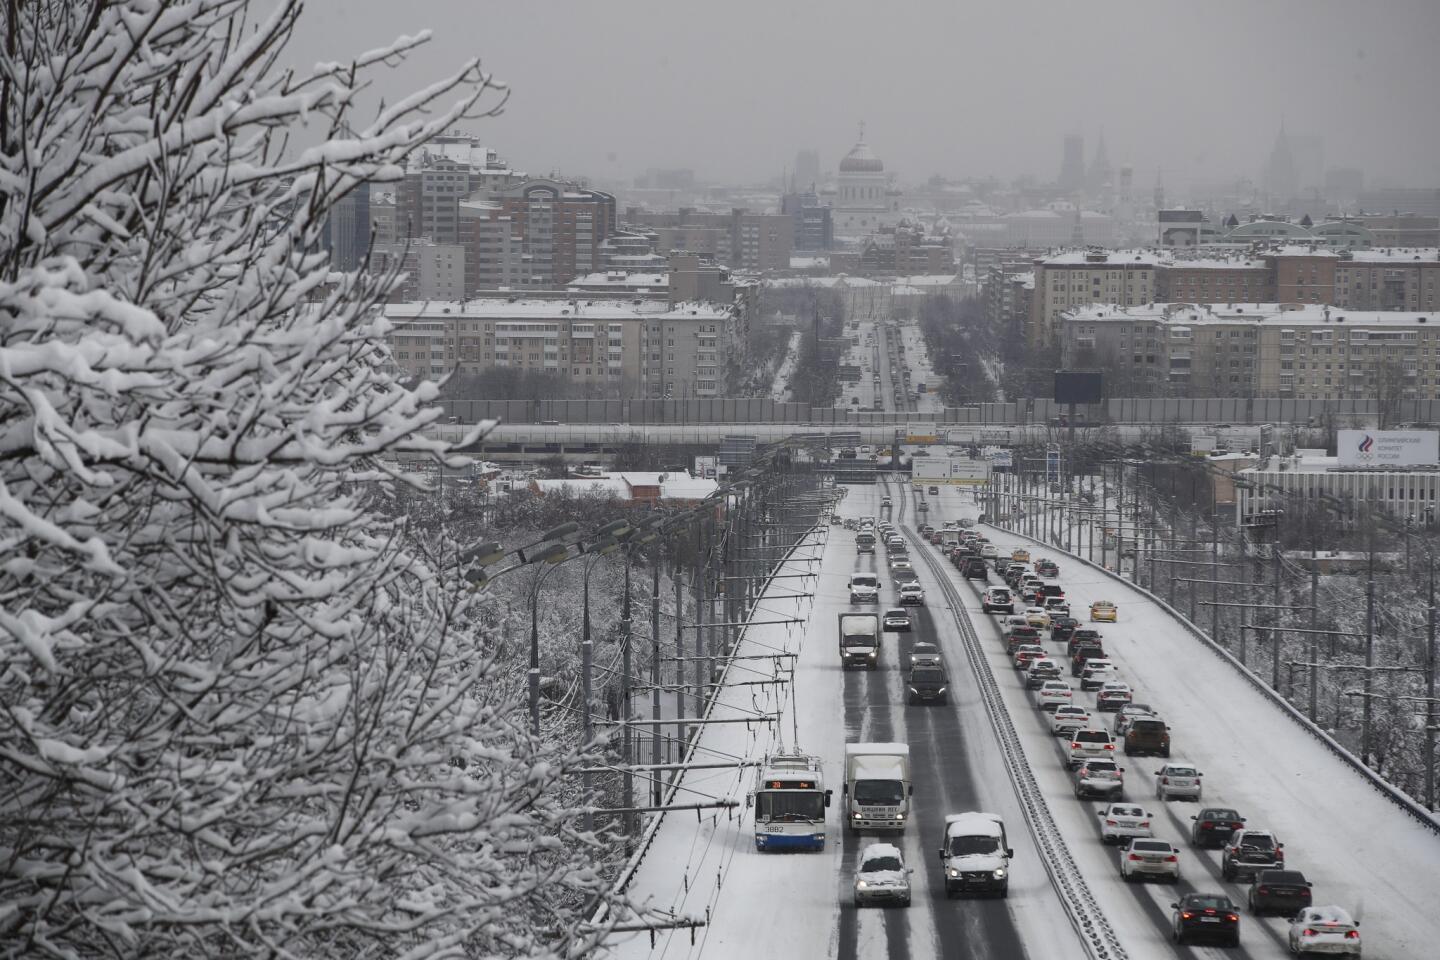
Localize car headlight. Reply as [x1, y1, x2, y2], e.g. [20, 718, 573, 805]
[993, 868, 1006, 879]
[895, 814, 905, 820]
[908, 687, 918, 695]
[936, 687, 947, 695]
[853, 813, 862, 819]
[948, 868, 959, 877]
[855, 880, 867, 889]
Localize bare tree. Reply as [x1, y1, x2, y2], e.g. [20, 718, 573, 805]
[0, 2, 620, 956]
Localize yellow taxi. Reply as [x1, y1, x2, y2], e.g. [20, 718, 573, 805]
[1011, 548, 1031, 564]
[1024, 606, 1051, 629]
[1089, 600, 1118, 623]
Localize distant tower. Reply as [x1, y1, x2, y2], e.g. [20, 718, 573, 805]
[794, 148, 820, 191]
[1086, 129, 1113, 196]
[1118, 163, 1134, 204]
[1262, 120, 1298, 205]
[1058, 133, 1085, 193]
[1154, 169, 1166, 212]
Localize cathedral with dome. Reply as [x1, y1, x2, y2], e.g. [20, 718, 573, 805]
[821, 124, 904, 239]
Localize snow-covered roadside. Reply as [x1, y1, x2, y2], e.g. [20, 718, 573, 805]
[968, 501, 1440, 959]
[770, 331, 802, 402]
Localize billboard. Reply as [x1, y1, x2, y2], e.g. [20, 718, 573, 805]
[1337, 430, 1440, 467]
[1054, 370, 1103, 405]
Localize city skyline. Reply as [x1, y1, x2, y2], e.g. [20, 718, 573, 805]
[283, 0, 1440, 191]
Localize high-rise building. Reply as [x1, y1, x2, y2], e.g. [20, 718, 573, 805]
[1058, 133, 1085, 193]
[369, 240, 465, 302]
[794, 149, 820, 191]
[323, 181, 370, 271]
[396, 136, 523, 244]
[489, 179, 618, 288]
[625, 208, 794, 271]
[1261, 122, 1298, 204]
[781, 188, 834, 251]
[1086, 130, 1112, 197]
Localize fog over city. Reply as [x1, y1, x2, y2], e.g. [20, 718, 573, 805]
[284, 0, 1440, 189]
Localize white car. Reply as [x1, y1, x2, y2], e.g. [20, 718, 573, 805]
[898, 582, 925, 605]
[1097, 803, 1154, 844]
[1073, 758, 1126, 799]
[1095, 681, 1134, 712]
[1287, 906, 1362, 956]
[1043, 597, 1070, 617]
[1050, 705, 1091, 735]
[853, 842, 912, 907]
[1079, 659, 1118, 691]
[1154, 762, 1204, 801]
[1001, 615, 1028, 635]
[1035, 680, 1074, 711]
[909, 641, 942, 668]
[1120, 837, 1180, 883]
[1065, 728, 1116, 767]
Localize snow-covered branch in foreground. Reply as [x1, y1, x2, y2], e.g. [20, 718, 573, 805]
[0, 2, 617, 957]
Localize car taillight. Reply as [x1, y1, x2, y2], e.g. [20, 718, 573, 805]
[1180, 912, 1194, 920]
[1071, 742, 1081, 749]
[1139, 821, 1150, 828]
[1276, 849, 1285, 860]
[1162, 777, 1170, 784]
[1105, 819, 1117, 825]
[1103, 743, 1115, 750]
[1202, 909, 1216, 915]
[1303, 929, 1317, 937]
[1258, 887, 1269, 895]
[1200, 820, 1213, 829]
[1225, 914, 1239, 922]
[1345, 931, 1360, 940]
[1127, 854, 1142, 861]
[1164, 855, 1178, 862]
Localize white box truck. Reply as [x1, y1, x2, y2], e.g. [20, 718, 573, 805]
[843, 743, 912, 833]
[838, 612, 881, 669]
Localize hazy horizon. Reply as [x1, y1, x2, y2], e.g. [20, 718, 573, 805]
[282, 0, 1440, 195]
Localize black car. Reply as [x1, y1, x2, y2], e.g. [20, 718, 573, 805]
[963, 557, 988, 580]
[1170, 893, 1240, 947]
[1051, 617, 1079, 642]
[1247, 869, 1312, 916]
[1189, 808, 1246, 848]
[907, 664, 949, 705]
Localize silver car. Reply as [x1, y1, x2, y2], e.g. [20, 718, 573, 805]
[854, 842, 912, 907]
[1155, 762, 1204, 801]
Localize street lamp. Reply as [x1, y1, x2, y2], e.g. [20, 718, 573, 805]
[578, 534, 621, 832]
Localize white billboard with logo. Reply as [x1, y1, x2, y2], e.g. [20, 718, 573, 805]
[1337, 430, 1440, 467]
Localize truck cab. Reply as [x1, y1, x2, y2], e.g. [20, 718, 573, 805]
[939, 812, 1013, 897]
[844, 743, 912, 833]
[838, 612, 881, 669]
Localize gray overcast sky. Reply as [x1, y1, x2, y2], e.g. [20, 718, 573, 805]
[284, 0, 1440, 192]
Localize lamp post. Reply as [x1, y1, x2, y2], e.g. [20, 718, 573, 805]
[576, 527, 625, 833]
[616, 516, 660, 839]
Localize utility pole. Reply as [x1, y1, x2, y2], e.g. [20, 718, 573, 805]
[1211, 484, 1220, 644]
[1309, 536, 1320, 722]
[1272, 542, 1283, 692]
[1428, 555, 1436, 810]
[1362, 545, 1376, 768]
[620, 547, 634, 839]
[651, 548, 663, 801]
[675, 550, 686, 749]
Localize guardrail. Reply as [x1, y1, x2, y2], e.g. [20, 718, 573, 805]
[902, 493, 1129, 960]
[987, 515, 1440, 836]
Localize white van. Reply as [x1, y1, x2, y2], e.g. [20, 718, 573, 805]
[848, 573, 880, 604]
[939, 812, 1013, 898]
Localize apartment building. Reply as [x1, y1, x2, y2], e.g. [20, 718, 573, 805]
[382, 298, 734, 398]
[397, 137, 524, 244]
[828, 221, 954, 276]
[490, 179, 618, 288]
[1155, 256, 1270, 304]
[1028, 249, 1161, 347]
[369, 240, 465, 302]
[1060, 302, 1440, 400]
[626, 208, 795, 271]
[983, 266, 1034, 341]
[1333, 248, 1440, 311]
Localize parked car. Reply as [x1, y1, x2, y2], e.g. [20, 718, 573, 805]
[1155, 762, 1203, 801]
[1171, 892, 1241, 947]
[1090, 600, 1118, 622]
[1123, 716, 1172, 757]
[1073, 758, 1125, 799]
[906, 664, 949, 705]
[1079, 660, 1118, 691]
[1097, 803, 1153, 844]
[1189, 807, 1246, 848]
[1035, 680, 1074, 711]
[981, 587, 1014, 614]
[1120, 838, 1181, 883]
[1066, 728, 1116, 767]
[882, 608, 912, 632]
[1050, 704, 1091, 734]
[1286, 906, 1361, 957]
[1221, 830, 1284, 881]
[1247, 869, 1313, 916]
[853, 842, 913, 907]
[1095, 681, 1134, 711]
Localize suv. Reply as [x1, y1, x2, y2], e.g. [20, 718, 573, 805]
[1154, 762, 1203, 801]
[963, 557, 989, 580]
[1066, 729, 1116, 767]
[1221, 830, 1284, 881]
[1036, 559, 1059, 578]
[882, 608, 912, 632]
[981, 587, 1014, 614]
[1025, 659, 1063, 689]
[1247, 869, 1312, 916]
[907, 664, 949, 705]
[1051, 616, 1079, 642]
[939, 813, 1012, 898]
[1071, 645, 1108, 676]
[1005, 626, 1042, 654]
[848, 573, 880, 603]
[1124, 717, 1172, 756]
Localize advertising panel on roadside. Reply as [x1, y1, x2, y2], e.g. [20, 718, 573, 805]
[1337, 430, 1440, 467]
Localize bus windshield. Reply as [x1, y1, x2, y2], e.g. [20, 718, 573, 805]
[755, 791, 825, 822]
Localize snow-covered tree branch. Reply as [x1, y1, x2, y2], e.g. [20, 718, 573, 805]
[0, 2, 617, 956]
